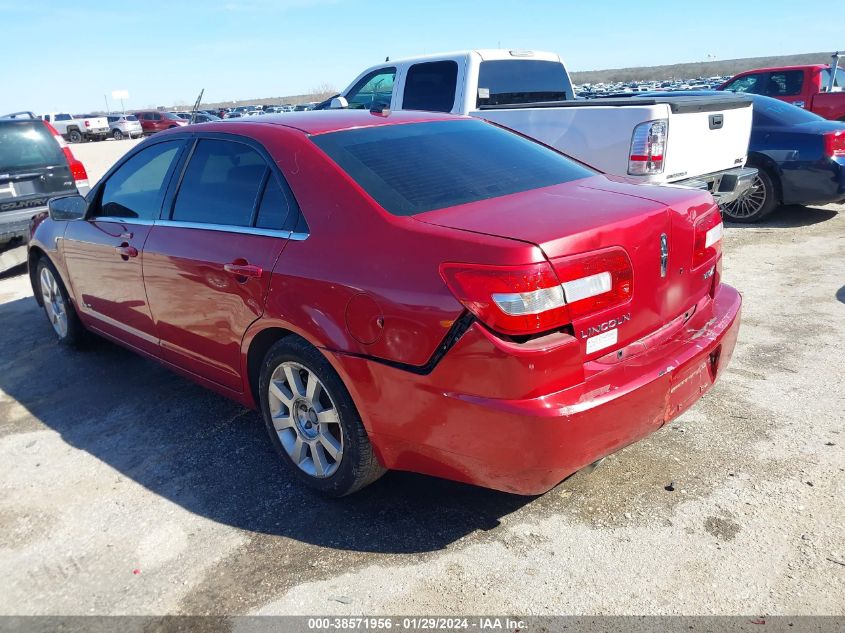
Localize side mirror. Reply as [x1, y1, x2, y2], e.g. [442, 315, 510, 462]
[48, 195, 88, 221]
[330, 96, 349, 109]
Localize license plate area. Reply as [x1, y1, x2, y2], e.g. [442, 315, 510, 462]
[664, 352, 717, 421]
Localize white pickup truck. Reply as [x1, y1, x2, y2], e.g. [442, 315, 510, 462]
[41, 112, 109, 143]
[324, 49, 756, 202]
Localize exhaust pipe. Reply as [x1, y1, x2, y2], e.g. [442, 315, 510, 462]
[584, 457, 606, 474]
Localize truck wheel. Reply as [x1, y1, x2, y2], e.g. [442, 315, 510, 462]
[67, 129, 82, 143]
[258, 336, 385, 497]
[722, 168, 779, 223]
[112, 129, 123, 140]
[36, 258, 85, 346]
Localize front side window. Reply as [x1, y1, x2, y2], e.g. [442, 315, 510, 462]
[403, 61, 458, 113]
[724, 73, 765, 94]
[346, 68, 396, 110]
[312, 119, 594, 217]
[96, 140, 182, 220]
[766, 70, 804, 97]
[171, 139, 267, 227]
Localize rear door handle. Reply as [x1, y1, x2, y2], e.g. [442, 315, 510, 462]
[115, 243, 138, 259]
[223, 262, 263, 278]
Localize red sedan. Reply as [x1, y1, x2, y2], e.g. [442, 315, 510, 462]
[28, 110, 741, 496]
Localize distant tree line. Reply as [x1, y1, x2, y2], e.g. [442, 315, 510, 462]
[570, 51, 835, 84]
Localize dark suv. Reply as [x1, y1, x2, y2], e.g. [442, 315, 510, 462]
[0, 112, 88, 259]
[132, 110, 188, 135]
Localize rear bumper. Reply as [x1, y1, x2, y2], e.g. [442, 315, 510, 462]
[334, 284, 741, 495]
[676, 167, 758, 204]
[0, 205, 47, 245]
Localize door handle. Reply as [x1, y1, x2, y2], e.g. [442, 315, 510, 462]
[223, 262, 263, 279]
[115, 243, 138, 259]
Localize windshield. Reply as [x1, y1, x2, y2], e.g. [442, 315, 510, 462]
[752, 95, 822, 126]
[476, 60, 572, 107]
[0, 121, 66, 172]
[311, 119, 593, 217]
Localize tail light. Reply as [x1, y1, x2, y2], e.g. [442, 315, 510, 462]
[439, 262, 568, 336]
[84, 119, 91, 128]
[824, 130, 845, 157]
[693, 208, 723, 269]
[43, 121, 89, 190]
[440, 249, 634, 337]
[628, 119, 667, 175]
[549, 248, 634, 319]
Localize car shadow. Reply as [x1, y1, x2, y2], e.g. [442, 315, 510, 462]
[0, 294, 533, 554]
[836, 285, 845, 305]
[724, 204, 838, 229]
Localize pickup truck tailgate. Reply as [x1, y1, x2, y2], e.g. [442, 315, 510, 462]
[660, 95, 753, 181]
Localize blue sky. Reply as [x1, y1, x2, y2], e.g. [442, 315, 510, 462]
[2, 0, 830, 113]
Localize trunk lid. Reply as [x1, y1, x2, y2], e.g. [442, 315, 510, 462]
[418, 174, 718, 357]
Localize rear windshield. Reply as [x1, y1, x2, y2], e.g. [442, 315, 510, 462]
[476, 60, 572, 107]
[0, 121, 65, 172]
[752, 95, 821, 126]
[125, 115, 138, 121]
[311, 119, 593, 216]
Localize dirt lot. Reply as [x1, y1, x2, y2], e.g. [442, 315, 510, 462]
[0, 140, 843, 615]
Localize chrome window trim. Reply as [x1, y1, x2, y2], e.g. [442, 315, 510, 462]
[155, 219, 308, 240]
[90, 216, 156, 226]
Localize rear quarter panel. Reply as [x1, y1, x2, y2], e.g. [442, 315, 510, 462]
[809, 92, 845, 121]
[244, 125, 544, 367]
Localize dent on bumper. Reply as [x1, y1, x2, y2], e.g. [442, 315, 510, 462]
[335, 284, 742, 495]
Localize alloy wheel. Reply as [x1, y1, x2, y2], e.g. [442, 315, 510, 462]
[40, 267, 68, 338]
[267, 361, 344, 478]
[724, 174, 767, 220]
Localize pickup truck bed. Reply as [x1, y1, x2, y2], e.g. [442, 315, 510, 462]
[328, 49, 756, 203]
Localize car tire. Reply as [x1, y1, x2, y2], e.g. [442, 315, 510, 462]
[36, 258, 85, 347]
[722, 168, 779, 223]
[112, 129, 123, 140]
[258, 336, 385, 497]
[67, 129, 82, 143]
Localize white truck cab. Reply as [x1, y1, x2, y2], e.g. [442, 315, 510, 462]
[328, 49, 756, 201]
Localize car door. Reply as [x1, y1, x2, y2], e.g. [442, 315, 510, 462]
[142, 135, 300, 392]
[61, 139, 185, 355]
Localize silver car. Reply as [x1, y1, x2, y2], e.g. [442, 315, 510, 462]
[106, 114, 143, 140]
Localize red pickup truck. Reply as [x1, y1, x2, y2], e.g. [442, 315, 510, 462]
[719, 61, 845, 121]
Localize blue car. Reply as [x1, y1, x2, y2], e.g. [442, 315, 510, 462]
[637, 91, 845, 222]
[724, 94, 845, 222]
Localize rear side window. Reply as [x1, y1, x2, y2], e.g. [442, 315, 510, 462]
[255, 178, 290, 230]
[402, 61, 458, 113]
[172, 139, 267, 226]
[312, 119, 593, 217]
[766, 70, 803, 97]
[0, 122, 65, 171]
[97, 140, 182, 220]
[476, 60, 571, 107]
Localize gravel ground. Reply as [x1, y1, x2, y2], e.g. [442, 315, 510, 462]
[0, 139, 843, 615]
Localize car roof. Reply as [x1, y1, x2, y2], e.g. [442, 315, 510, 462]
[735, 64, 827, 75]
[213, 109, 465, 135]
